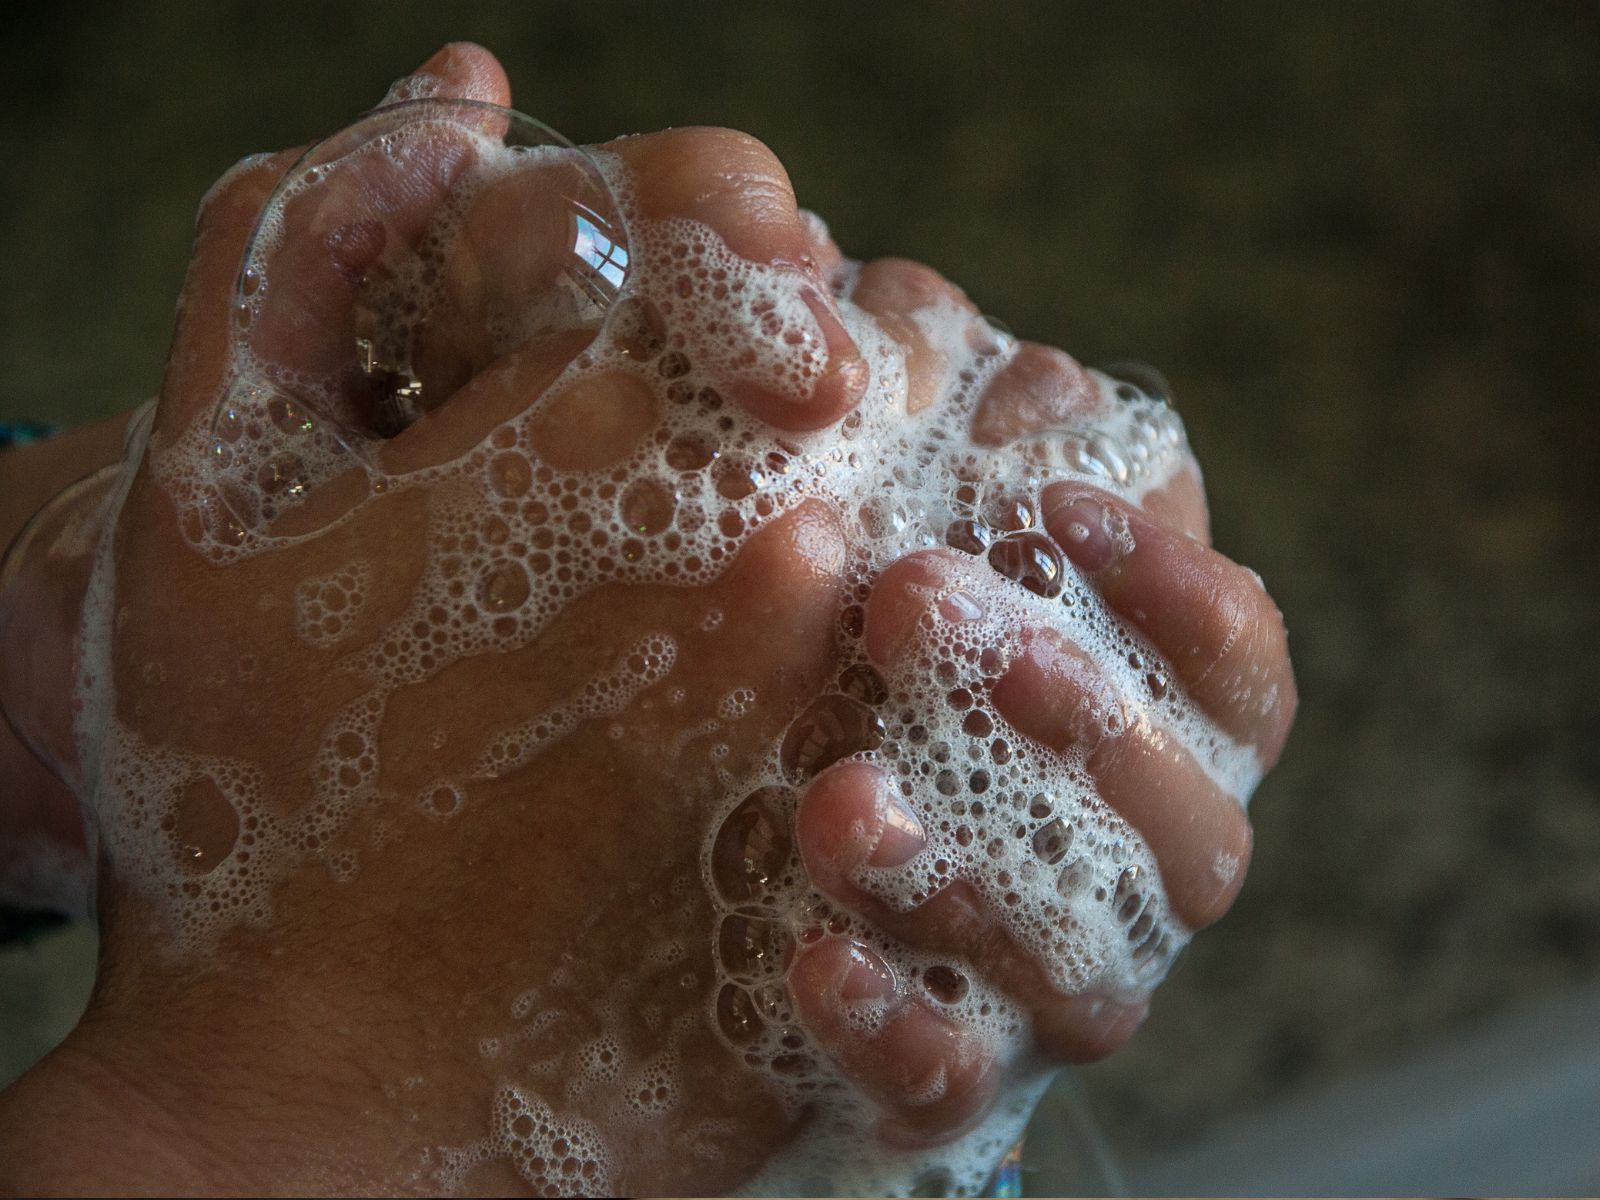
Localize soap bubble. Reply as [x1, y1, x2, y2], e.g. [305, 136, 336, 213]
[211, 99, 629, 532]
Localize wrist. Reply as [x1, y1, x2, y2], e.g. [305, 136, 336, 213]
[0, 1012, 252, 1195]
[0, 942, 437, 1196]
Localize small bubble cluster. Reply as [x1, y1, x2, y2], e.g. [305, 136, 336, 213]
[437, 1086, 611, 1197]
[471, 632, 676, 780]
[294, 560, 372, 648]
[92, 724, 280, 950]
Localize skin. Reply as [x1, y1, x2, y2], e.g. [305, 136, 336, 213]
[0, 417, 127, 908]
[0, 42, 1296, 1196]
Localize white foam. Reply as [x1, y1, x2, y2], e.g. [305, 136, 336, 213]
[293, 560, 372, 648]
[438, 1085, 613, 1196]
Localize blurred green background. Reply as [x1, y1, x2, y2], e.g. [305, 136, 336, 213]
[3, 0, 1597, 1186]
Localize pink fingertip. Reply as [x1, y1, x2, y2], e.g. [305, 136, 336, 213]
[870, 789, 927, 868]
[839, 944, 898, 1004]
[938, 590, 985, 622]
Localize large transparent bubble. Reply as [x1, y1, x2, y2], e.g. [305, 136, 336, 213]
[210, 99, 628, 532]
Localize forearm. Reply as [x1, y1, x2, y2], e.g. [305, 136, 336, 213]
[0, 413, 131, 905]
[0, 414, 132, 555]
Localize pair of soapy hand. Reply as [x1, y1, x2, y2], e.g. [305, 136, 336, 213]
[0, 42, 1295, 1196]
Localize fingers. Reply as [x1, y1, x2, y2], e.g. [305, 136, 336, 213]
[847, 260, 1112, 461]
[871, 288, 1204, 544]
[163, 44, 601, 540]
[788, 936, 998, 1147]
[871, 545, 1258, 926]
[859, 545, 1253, 938]
[860, 549, 985, 668]
[794, 760, 1149, 1064]
[966, 332, 1213, 541]
[257, 43, 513, 406]
[391, 154, 616, 413]
[1041, 485, 1297, 766]
[604, 127, 812, 273]
[601, 127, 868, 432]
[240, 114, 485, 432]
[182, 111, 870, 457]
[989, 628, 1253, 929]
[1138, 463, 1212, 546]
[339, 330, 593, 488]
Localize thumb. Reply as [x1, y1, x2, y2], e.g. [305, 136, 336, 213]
[152, 43, 514, 448]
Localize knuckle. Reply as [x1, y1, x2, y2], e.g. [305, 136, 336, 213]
[857, 257, 966, 310]
[1191, 576, 1252, 686]
[193, 151, 286, 236]
[711, 141, 796, 227]
[691, 126, 785, 176]
[660, 125, 792, 197]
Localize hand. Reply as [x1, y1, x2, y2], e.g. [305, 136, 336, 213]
[772, 258, 1295, 1150]
[0, 41, 1297, 1198]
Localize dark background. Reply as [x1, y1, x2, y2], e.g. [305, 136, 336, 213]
[2, 0, 1597, 1165]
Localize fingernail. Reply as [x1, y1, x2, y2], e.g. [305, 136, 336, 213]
[800, 285, 868, 411]
[1086, 995, 1149, 1044]
[1045, 493, 1125, 573]
[839, 943, 897, 1003]
[819, 352, 871, 404]
[869, 789, 926, 867]
[800, 285, 860, 360]
[795, 285, 869, 422]
[938, 590, 985, 622]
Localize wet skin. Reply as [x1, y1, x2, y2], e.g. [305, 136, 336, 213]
[0, 42, 1295, 1196]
